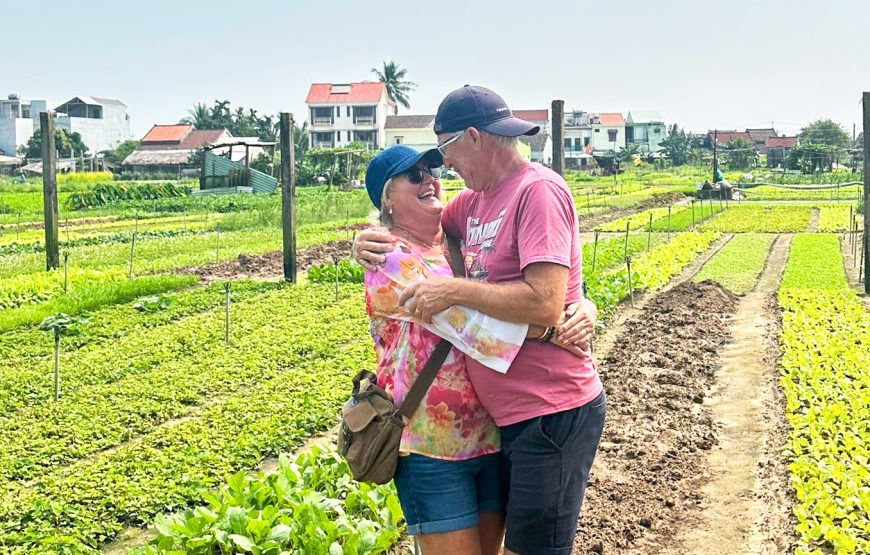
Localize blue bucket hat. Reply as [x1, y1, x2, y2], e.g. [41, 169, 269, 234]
[365, 145, 442, 209]
[434, 85, 540, 137]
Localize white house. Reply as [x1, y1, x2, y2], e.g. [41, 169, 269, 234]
[0, 93, 131, 156]
[385, 115, 436, 151]
[514, 109, 552, 165]
[590, 112, 625, 153]
[625, 111, 666, 153]
[306, 82, 397, 150]
[564, 110, 593, 169]
[54, 96, 133, 153]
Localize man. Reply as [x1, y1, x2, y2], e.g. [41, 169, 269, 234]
[354, 85, 605, 555]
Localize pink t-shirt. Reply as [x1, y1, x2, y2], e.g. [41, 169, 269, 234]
[442, 162, 603, 426]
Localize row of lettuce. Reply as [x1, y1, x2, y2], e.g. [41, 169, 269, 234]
[778, 234, 869, 554]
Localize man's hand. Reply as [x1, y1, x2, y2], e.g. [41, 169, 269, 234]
[549, 330, 592, 358]
[556, 298, 598, 350]
[398, 276, 456, 324]
[351, 227, 393, 270]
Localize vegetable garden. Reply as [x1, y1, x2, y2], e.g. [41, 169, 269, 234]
[0, 171, 867, 554]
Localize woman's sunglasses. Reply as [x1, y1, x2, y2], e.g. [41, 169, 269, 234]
[403, 166, 441, 185]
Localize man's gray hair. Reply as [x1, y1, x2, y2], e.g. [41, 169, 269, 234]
[482, 131, 518, 149]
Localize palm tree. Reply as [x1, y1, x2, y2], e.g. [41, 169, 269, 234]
[181, 103, 211, 127]
[371, 61, 416, 111]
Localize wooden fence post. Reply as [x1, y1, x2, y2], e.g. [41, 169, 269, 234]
[40, 112, 59, 270]
[551, 100, 565, 176]
[863, 92, 869, 294]
[280, 112, 297, 282]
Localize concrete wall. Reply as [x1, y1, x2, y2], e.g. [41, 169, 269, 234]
[385, 127, 436, 150]
[592, 125, 625, 151]
[0, 118, 33, 155]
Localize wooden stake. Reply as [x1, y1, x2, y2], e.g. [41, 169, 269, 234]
[551, 100, 565, 176]
[53, 331, 60, 401]
[224, 282, 231, 345]
[863, 92, 869, 293]
[63, 252, 69, 293]
[626, 257, 634, 307]
[592, 231, 600, 272]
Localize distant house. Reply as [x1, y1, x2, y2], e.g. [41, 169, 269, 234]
[708, 130, 753, 147]
[384, 114, 436, 151]
[625, 111, 666, 153]
[590, 112, 625, 153]
[514, 109, 552, 164]
[306, 82, 397, 150]
[765, 136, 798, 168]
[563, 110, 593, 169]
[0, 93, 132, 157]
[123, 124, 232, 175]
[746, 128, 778, 154]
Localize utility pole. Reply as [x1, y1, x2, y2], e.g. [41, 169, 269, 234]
[713, 129, 719, 183]
[862, 93, 869, 293]
[280, 112, 297, 282]
[552, 100, 565, 176]
[40, 112, 60, 270]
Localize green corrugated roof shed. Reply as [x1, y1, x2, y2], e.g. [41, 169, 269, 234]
[201, 151, 277, 194]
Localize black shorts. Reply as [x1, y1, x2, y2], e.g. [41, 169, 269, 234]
[500, 392, 606, 555]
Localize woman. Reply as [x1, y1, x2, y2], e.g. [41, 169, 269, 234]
[362, 146, 595, 555]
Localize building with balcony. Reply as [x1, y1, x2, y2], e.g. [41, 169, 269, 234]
[563, 110, 593, 169]
[0, 94, 53, 156]
[625, 111, 666, 153]
[305, 82, 397, 150]
[514, 109, 552, 164]
[384, 115, 436, 151]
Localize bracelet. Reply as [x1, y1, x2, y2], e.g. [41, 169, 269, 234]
[537, 326, 556, 343]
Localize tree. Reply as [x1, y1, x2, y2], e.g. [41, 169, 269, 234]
[799, 119, 850, 149]
[20, 128, 89, 158]
[102, 140, 140, 164]
[617, 143, 641, 164]
[181, 100, 277, 141]
[723, 138, 756, 170]
[786, 144, 839, 173]
[250, 121, 311, 180]
[659, 124, 691, 166]
[371, 61, 416, 110]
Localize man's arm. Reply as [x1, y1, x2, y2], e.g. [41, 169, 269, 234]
[399, 262, 568, 328]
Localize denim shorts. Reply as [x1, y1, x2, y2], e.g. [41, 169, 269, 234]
[392, 452, 508, 535]
[500, 392, 606, 555]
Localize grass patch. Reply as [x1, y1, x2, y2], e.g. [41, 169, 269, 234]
[780, 233, 848, 290]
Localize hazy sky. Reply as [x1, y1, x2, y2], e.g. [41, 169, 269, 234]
[10, 0, 870, 139]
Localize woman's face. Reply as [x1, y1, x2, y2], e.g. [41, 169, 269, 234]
[386, 160, 443, 227]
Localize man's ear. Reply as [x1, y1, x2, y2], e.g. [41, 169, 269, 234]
[467, 127, 481, 150]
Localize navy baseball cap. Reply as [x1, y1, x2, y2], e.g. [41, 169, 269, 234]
[365, 145, 442, 209]
[434, 85, 540, 137]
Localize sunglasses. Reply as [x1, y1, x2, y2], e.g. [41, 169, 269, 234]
[402, 166, 441, 185]
[436, 130, 466, 155]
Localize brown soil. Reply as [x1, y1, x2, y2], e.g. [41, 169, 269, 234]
[578, 192, 687, 232]
[0, 216, 118, 232]
[572, 281, 739, 554]
[840, 233, 869, 305]
[178, 240, 352, 282]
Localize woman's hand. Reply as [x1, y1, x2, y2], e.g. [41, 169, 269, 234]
[555, 298, 598, 350]
[351, 227, 393, 270]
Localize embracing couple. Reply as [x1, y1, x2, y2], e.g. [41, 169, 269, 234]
[353, 85, 605, 555]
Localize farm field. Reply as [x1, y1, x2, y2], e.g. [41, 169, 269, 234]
[0, 173, 868, 554]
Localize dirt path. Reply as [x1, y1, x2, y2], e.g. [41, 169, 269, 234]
[840, 233, 868, 306]
[661, 234, 795, 555]
[807, 208, 820, 231]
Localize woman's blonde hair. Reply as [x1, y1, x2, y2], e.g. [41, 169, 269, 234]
[376, 177, 395, 227]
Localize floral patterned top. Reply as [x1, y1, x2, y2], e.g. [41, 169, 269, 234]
[364, 236, 528, 460]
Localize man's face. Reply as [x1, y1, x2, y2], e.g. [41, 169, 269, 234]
[436, 129, 481, 191]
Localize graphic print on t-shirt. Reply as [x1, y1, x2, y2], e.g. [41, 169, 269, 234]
[464, 209, 506, 281]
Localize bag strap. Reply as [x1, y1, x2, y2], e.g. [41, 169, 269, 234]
[396, 237, 464, 421]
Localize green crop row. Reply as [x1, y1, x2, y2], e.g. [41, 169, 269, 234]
[650, 200, 726, 231]
[778, 233, 870, 554]
[742, 184, 862, 201]
[693, 233, 776, 294]
[700, 204, 813, 233]
[586, 230, 719, 316]
[0, 285, 366, 481]
[581, 232, 666, 275]
[818, 205, 862, 233]
[134, 447, 403, 555]
[596, 205, 685, 232]
[0, 285, 373, 552]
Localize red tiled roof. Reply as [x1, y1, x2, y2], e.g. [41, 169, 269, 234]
[597, 112, 624, 125]
[766, 136, 798, 148]
[711, 131, 752, 145]
[179, 129, 229, 149]
[306, 82, 387, 104]
[141, 124, 192, 144]
[513, 109, 549, 123]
